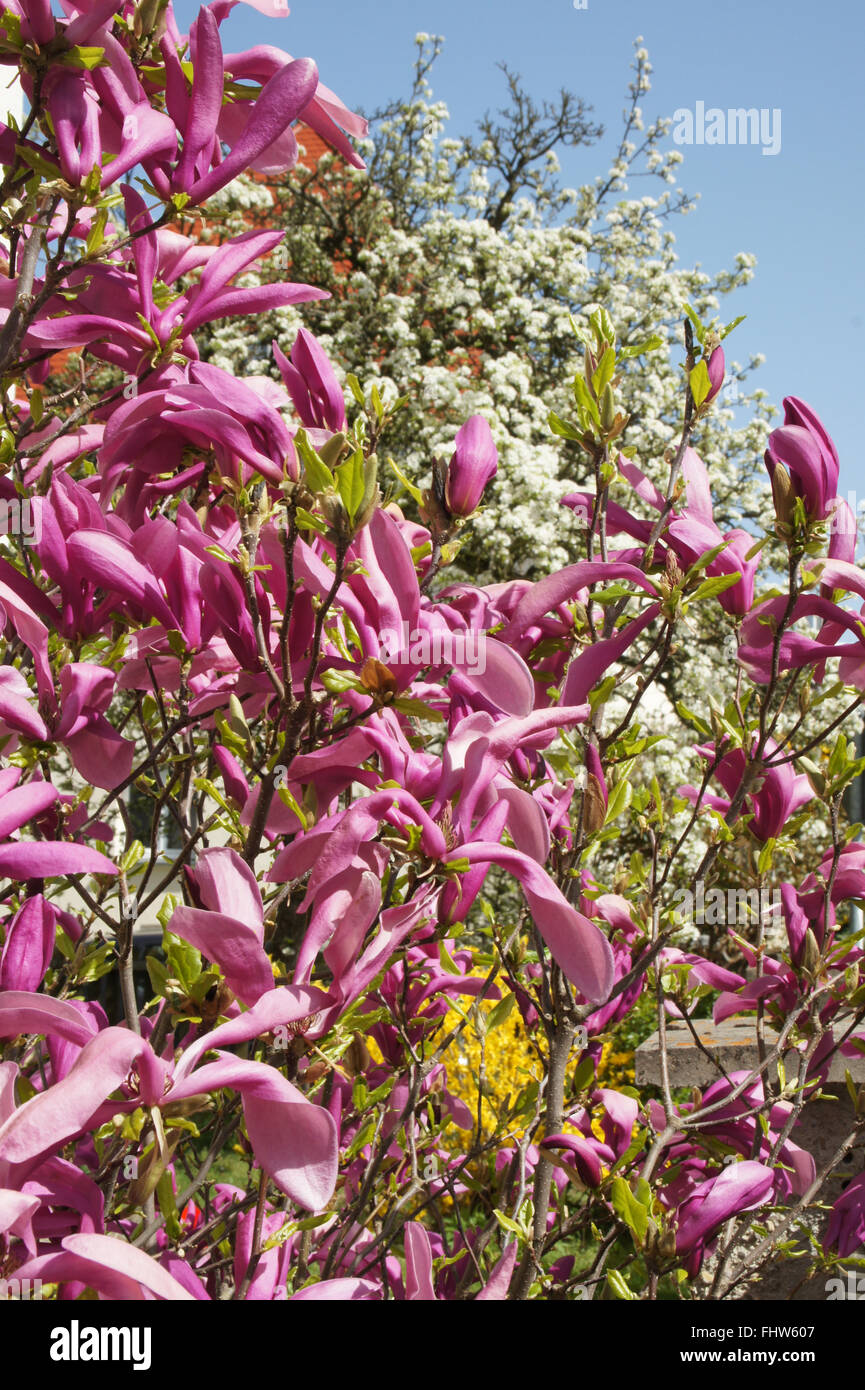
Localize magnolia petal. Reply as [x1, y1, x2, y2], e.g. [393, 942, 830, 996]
[0, 842, 117, 878]
[15, 1233, 196, 1300]
[404, 1222, 437, 1301]
[290, 1277, 381, 1301]
[446, 842, 614, 1003]
[169, 1055, 338, 1211]
[168, 906, 274, 1006]
[0, 1027, 147, 1172]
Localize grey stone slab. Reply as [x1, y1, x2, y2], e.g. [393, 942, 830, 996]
[635, 1015, 865, 1087]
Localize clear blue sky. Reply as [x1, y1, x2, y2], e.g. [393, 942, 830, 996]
[177, 0, 865, 501]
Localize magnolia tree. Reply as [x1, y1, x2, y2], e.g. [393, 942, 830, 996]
[0, 0, 863, 1306]
[197, 35, 807, 826]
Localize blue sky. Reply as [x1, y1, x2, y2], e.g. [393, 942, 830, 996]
[177, 0, 865, 499]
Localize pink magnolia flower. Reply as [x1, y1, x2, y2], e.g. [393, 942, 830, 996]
[13, 1232, 198, 1301]
[401, 1220, 517, 1300]
[274, 328, 347, 433]
[704, 341, 725, 402]
[824, 1173, 865, 1257]
[674, 1161, 775, 1274]
[171, 847, 276, 1006]
[543, 1089, 639, 1187]
[764, 396, 840, 522]
[0, 896, 55, 993]
[444, 416, 498, 518]
[0, 988, 338, 1210]
[679, 737, 813, 842]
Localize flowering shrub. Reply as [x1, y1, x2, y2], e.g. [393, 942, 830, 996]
[0, 0, 864, 1305]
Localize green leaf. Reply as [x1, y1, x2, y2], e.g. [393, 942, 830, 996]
[276, 785, 309, 831]
[76, 942, 116, 984]
[606, 1269, 637, 1300]
[548, 410, 583, 442]
[58, 44, 106, 69]
[146, 954, 169, 997]
[684, 303, 706, 346]
[492, 1208, 523, 1238]
[156, 1169, 182, 1241]
[392, 696, 445, 722]
[587, 675, 616, 712]
[589, 308, 616, 347]
[675, 701, 711, 737]
[689, 572, 742, 603]
[571, 1054, 596, 1093]
[294, 506, 327, 535]
[334, 446, 365, 522]
[345, 373, 366, 406]
[591, 344, 616, 398]
[610, 1176, 649, 1245]
[319, 667, 362, 694]
[344, 1115, 375, 1160]
[757, 838, 776, 875]
[828, 733, 850, 780]
[650, 775, 664, 830]
[689, 359, 711, 409]
[263, 1211, 332, 1252]
[156, 894, 178, 932]
[682, 540, 729, 582]
[295, 429, 334, 493]
[573, 374, 601, 429]
[720, 314, 746, 341]
[438, 939, 462, 976]
[387, 455, 424, 505]
[604, 777, 633, 825]
[619, 333, 664, 360]
[845, 1068, 858, 1108]
[54, 927, 75, 961]
[486, 992, 516, 1034]
[163, 931, 201, 994]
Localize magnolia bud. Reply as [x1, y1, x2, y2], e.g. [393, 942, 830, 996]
[600, 383, 617, 432]
[770, 461, 796, 530]
[583, 773, 607, 834]
[798, 756, 825, 798]
[318, 432, 349, 469]
[801, 928, 821, 975]
[582, 746, 608, 833]
[657, 1228, 678, 1261]
[444, 416, 498, 518]
[353, 455, 380, 531]
[703, 333, 725, 403]
[664, 550, 684, 586]
[319, 489, 349, 538]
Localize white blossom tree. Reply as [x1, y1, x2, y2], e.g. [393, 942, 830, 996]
[198, 36, 774, 588]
